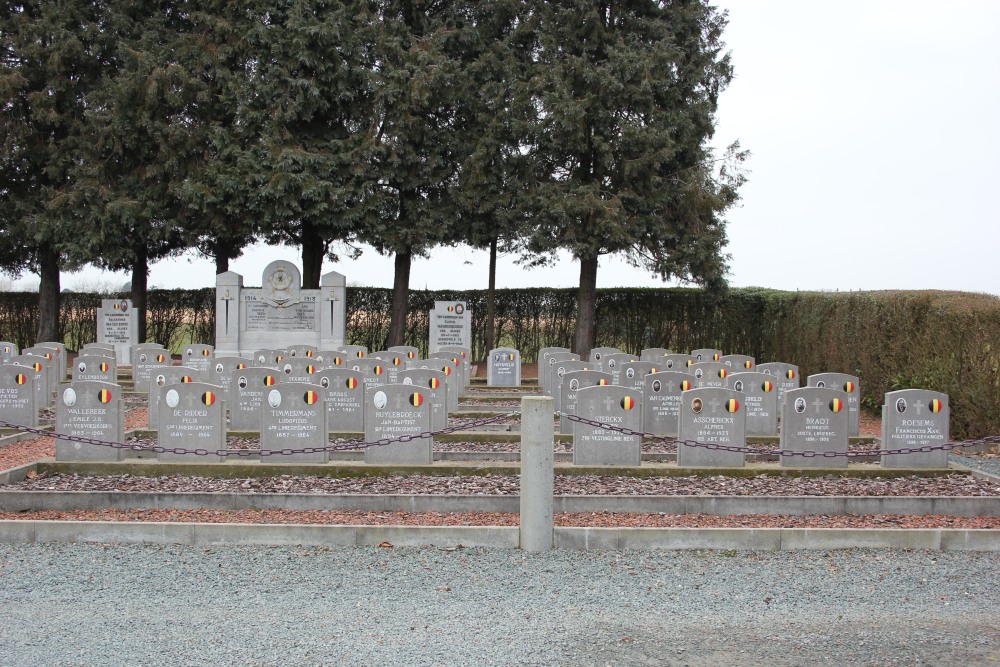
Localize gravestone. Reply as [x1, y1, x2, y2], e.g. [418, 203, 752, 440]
[0, 342, 18, 363]
[210, 357, 251, 403]
[350, 358, 388, 396]
[572, 384, 642, 466]
[181, 344, 215, 374]
[661, 354, 696, 372]
[147, 366, 201, 429]
[9, 354, 51, 408]
[691, 348, 723, 363]
[779, 387, 849, 468]
[259, 382, 328, 463]
[545, 352, 582, 398]
[286, 344, 318, 359]
[278, 357, 321, 384]
[428, 352, 466, 402]
[588, 347, 622, 371]
[0, 364, 37, 427]
[82, 343, 116, 355]
[603, 353, 639, 385]
[720, 354, 755, 371]
[756, 362, 800, 406]
[559, 369, 611, 434]
[550, 358, 588, 412]
[690, 361, 730, 389]
[881, 389, 949, 468]
[340, 345, 368, 360]
[229, 367, 281, 431]
[72, 355, 117, 384]
[620, 361, 659, 396]
[642, 371, 696, 437]
[383, 352, 407, 385]
[97, 298, 138, 364]
[640, 348, 672, 363]
[539, 347, 571, 379]
[34, 342, 67, 381]
[22, 345, 61, 390]
[157, 382, 226, 462]
[133, 349, 171, 390]
[131, 343, 167, 364]
[437, 346, 472, 388]
[399, 368, 449, 432]
[677, 387, 746, 467]
[429, 302, 471, 354]
[807, 373, 861, 436]
[55, 381, 124, 462]
[314, 350, 343, 367]
[487, 348, 521, 387]
[364, 384, 432, 464]
[315, 368, 365, 433]
[251, 349, 284, 367]
[215, 260, 346, 356]
[388, 345, 420, 362]
[727, 372, 778, 436]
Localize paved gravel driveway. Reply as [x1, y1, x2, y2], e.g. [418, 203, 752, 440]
[1, 544, 997, 666]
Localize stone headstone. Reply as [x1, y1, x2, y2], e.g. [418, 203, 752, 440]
[315, 368, 365, 433]
[313, 349, 343, 367]
[21, 345, 61, 390]
[382, 352, 407, 385]
[97, 298, 138, 364]
[181, 344, 215, 374]
[779, 387, 849, 468]
[677, 387, 746, 467]
[55, 381, 124, 462]
[807, 373, 861, 436]
[251, 349, 284, 367]
[229, 367, 281, 431]
[428, 352, 465, 403]
[603, 353, 639, 385]
[82, 342, 116, 355]
[72, 355, 117, 384]
[0, 364, 37, 427]
[259, 382, 328, 463]
[349, 358, 389, 397]
[727, 372, 778, 436]
[756, 362, 800, 407]
[551, 359, 589, 413]
[620, 361, 659, 396]
[881, 389, 950, 468]
[689, 361, 730, 389]
[661, 354, 696, 372]
[388, 346, 420, 363]
[437, 346, 472, 387]
[690, 348, 723, 363]
[487, 348, 521, 387]
[157, 382, 226, 462]
[286, 344, 318, 359]
[340, 345, 368, 360]
[559, 369, 611, 434]
[399, 369, 448, 432]
[133, 348, 171, 390]
[9, 354, 51, 408]
[278, 357, 321, 384]
[363, 384, 432, 464]
[429, 302, 471, 354]
[215, 260, 346, 357]
[34, 342, 67, 381]
[640, 348, 672, 363]
[131, 343, 167, 365]
[147, 366, 201, 429]
[545, 353, 582, 398]
[572, 384, 642, 466]
[642, 371, 696, 437]
[538, 347, 571, 382]
[588, 347, 622, 370]
[0, 342, 18, 363]
[210, 357, 251, 403]
[720, 354, 755, 371]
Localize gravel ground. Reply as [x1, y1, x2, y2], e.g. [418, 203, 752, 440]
[0, 543, 997, 666]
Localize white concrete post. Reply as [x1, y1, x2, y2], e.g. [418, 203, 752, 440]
[520, 396, 554, 551]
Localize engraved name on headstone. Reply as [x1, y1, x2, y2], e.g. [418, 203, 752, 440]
[642, 371, 696, 437]
[677, 387, 746, 467]
[0, 364, 37, 427]
[399, 368, 448, 432]
[157, 382, 226, 462]
[56, 381, 124, 462]
[260, 382, 328, 463]
[727, 372, 778, 436]
[429, 302, 471, 354]
[97, 298, 138, 364]
[147, 366, 201, 429]
[487, 348, 521, 387]
[229, 367, 280, 431]
[572, 384, 642, 466]
[9, 354, 51, 408]
[364, 384, 432, 464]
[779, 387, 849, 468]
[315, 368, 365, 433]
[881, 389, 949, 468]
[689, 361, 730, 389]
[72, 355, 117, 384]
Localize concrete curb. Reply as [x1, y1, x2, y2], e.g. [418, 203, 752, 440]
[1, 520, 998, 551]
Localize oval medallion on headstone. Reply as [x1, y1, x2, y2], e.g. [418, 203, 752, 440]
[156, 354, 167, 363]
[794, 397, 806, 413]
[15, 373, 27, 385]
[403, 377, 413, 385]
[718, 368, 728, 379]
[692, 398, 703, 413]
[156, 374, 166, 387]
[268, 390, 281, 408]
[181, 375, 193, 383]
[374, 365, 383, 376]
[139, 354, 148, 363]
[283, 364, 292, 375]
[373, 391, 387, 409]
[895, 398, 906, 413]
[346, 377, 358, 390]
[428, 377, 439, 389]
[215, 363, 224, 374]
[408, 351, 416, 359]
[843, 381, 855, 393]
[63, 388, 77, 406]
[681, 380, 691, 391]
[186, 348, 193, 356]
[78, 362, 87, 373]
[99, 362, 109, 372]
[166, 389, 180, 408]
[264, 375, 276, 386]
[786, 369, 796, 379]
[238, 376, 248, 389]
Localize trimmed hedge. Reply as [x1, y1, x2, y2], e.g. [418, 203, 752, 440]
[1, 287, 997, 437]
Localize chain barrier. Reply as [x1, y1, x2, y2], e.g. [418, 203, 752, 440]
[558, 412, 1000, 458]
[0, 412, 520, 459]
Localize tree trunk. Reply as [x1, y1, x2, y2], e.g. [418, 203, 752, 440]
[484, 236, 498, 356]
[35, 243, 60, 344]
[301, 221, 323, 289]
[131, 248, 148, 343]
[387, 250, 412, 348]
[214, 241, 230, 275]
[573, 254, 599, 359]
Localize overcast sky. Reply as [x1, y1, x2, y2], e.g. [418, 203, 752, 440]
[15, 1, 1000, 296]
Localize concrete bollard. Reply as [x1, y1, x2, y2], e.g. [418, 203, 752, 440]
[520, 396, 554, 551]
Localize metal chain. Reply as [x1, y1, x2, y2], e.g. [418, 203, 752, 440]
[558, 412, 1000, 458]
[0, 412, 520, 458]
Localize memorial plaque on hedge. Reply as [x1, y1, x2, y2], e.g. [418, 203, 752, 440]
[880, 389, 949, 468]
[260, 382, 328, 463]
[603, 353, 639, 385]
[9, 354, 51, 409]
[572, 384, 642, 466]
[399, 368, 448, 432]
[642, 371, 696, 437]
[807, 372, 860, 436]
[229, 367, 281, 431]
[157, 381, 226, 462]
[720, 354, 755, 371]
[756, 362, 800, 406]
[0, 364, 37, 427]
[559, 370, 611, 435]
[73, 355, 117, 384]
[779, 387, 849, 468]
[677, 387, 746, 467]
[690, 348, 723, 363]
[55, 381, 124, 462]
[148, 366, 201, 429]
[487, 348, 521, 387]
[619, 361, 658, 396]
[640, 348, 672, 363]
[727, 371, 778, 436]
[315, 368, 365, 433]
[182, 344, 215, 374]
[690, 361, 730, 389]
[364, 384, 432, 464]
[661, 354, 696, 372]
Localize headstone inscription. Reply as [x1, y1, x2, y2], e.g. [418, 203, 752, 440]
[399, 368, 448, 432]
[133, 349, 171, 390]
[640, 348, 672, 363]
[720, 354, 755, 371]
[487, 348, 521, 387]
[216, 260, 346, 357]
[211, 357, 251, 403]
[619, 361, 659, 396]
[9, 354, 51, 408]
[779, 387, 849, 468]
[642, 371, 696, 437]
[72, 355, 117, 384]
[259, 382, 328, 463]
[229, 367, 280, 431]
[677, 387, 746, 467]
[350, 358, 388, 396]
[55, 381, 124, 462]
[881, 389, 949, 468]
[807, 373, 861, 436]
[0, 364, 37, 427]
[550, 358, 588, 412]
[727, 372, 778, 436]
[661, 354, 696, 372]
[0, 342, 18, 363]
[182, 344, 215, 374]
[603, 353, 639, 385]
[756, 362, 800, 406]
[429, 302, 471, 354]
[157, 382, 226, 462]
[690, 348, 723, 363]
[559, 370, 611, 435]
[147, 366, 201, 429]
[97, 298, 138, 364]
[315, 368, 365, 433]
[689, 361, 729, 389]
[572, 384, 642, 466]
[364, 384, 432, 464]
[545, 353, 581, 398]
[383, 352, 407, 385]
[279, 358, 321, 384]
